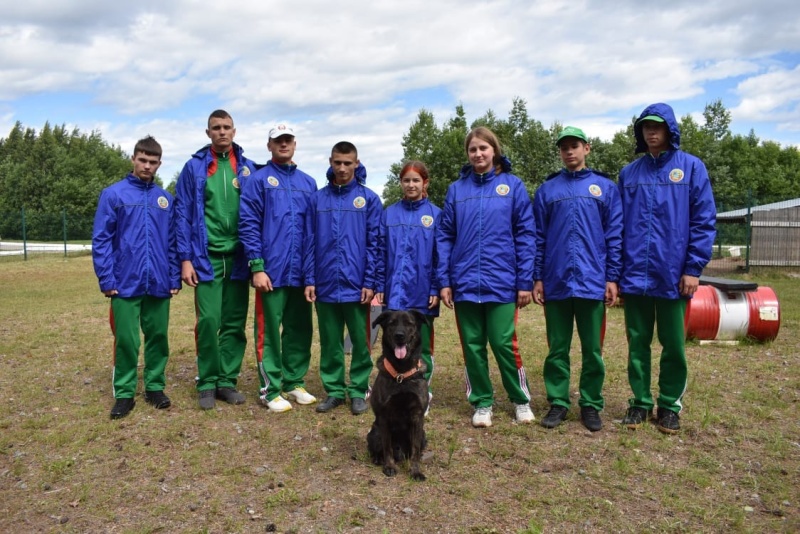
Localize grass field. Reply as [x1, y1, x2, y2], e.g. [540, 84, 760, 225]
[0, 255, 798, 533]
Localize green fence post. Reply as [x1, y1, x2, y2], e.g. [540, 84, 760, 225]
[21, 207, 28, 261]
[62, 209, 68, 257]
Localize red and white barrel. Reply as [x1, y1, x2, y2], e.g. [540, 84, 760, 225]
[685, 286, 780, 342]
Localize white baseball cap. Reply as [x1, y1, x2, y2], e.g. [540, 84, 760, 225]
[268, 123, 295, 139]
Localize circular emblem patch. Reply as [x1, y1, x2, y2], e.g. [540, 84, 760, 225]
[232, 178, 240, 189]
[421, 215, 434, 228]
[157, 196, 169, 209]
[589, 184, 602, 197]
[669, 169, 685, 183]
[268, 176, 280, 187]
[353, 196, 366, 209]
[496, 184, 510, 196]
[242, 167, 251, 177]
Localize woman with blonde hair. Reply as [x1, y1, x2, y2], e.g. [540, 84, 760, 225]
[436, 127, 537, 427]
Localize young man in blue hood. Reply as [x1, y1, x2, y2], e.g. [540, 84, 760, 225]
[303, 141, 383, 415]
[618, 103, 716, 434]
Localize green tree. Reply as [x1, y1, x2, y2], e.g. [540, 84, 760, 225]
[383, 106, 469, 206]
[0, 122, 134, 239]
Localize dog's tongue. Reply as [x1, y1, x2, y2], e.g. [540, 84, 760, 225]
[394, 345, 407, 360]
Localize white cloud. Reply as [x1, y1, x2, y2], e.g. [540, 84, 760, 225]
[1, 0, 799, 190]
[732, 65, 800, 133]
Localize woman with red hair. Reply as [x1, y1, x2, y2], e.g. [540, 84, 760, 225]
[377, 161, 441, 415]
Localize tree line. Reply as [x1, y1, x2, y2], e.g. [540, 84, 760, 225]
[382, 98, 800, 212]
[1, 99, 798, 240]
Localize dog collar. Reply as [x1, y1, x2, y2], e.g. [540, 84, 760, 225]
[382, 359, 422, 384]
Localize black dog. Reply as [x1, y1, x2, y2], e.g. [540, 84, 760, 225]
[367, 310, 429, 481]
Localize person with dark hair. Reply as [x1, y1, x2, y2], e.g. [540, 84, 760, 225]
[377, 160, 441, 415]
[533, 126, 623, 432]
[619, 103, 716, 434]
[175, 110, 258, 410]
[436, 127, 536, 428]
[239, 123, 318, 413]
[304, 141, 382, 415]
[92, 136, 181, 419]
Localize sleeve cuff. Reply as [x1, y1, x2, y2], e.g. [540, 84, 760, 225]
[248, 258, 265, 273]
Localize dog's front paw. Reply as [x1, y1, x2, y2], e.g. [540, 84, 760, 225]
[382, 465, 397, 477]
[410, 471, 426, 482]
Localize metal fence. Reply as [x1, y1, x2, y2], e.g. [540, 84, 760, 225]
[708, 196, 800, 274]
[0, 209, 93, 260]
[4, 196, 800, 270]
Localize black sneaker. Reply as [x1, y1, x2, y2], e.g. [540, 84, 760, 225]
[351, 397, 369, 415]
[144, 390, 171, 409]
[198, 389, 216, 410]
[580, 406, 602, 432]
[110, 398, 135, 419]
[315, 396, 345, 413]
[622, 407, 650, 429]
[540, 405, 568, 429]
[657, 408, 680, 434]
[216, 387, 246, 405]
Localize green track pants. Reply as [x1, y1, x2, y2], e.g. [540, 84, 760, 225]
[454, 301, 531, 408]
[194, 254, 250, 391]
[623, 294, 688, 413]
[542, 298, 606, 410]
[254, 287, 313, 402]
[109, 295, 171, 399]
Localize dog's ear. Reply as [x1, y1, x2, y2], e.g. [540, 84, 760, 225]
[410, 310, 430, 330]
[373, 311, 391, 329]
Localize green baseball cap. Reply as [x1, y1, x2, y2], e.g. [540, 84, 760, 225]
[556, 126, 588, 146]
[637, 115, 665, 123]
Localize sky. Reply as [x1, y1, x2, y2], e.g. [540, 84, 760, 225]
[1, 0, 799, 196]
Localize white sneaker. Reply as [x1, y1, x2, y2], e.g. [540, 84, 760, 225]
[284, 387, 317, 405]
[472, 406, 493, 428]
[265, 396, 292, 413]
[515, 403, 535, 424]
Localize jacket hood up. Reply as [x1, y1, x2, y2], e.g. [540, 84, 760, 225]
[633, 103, 681, 154]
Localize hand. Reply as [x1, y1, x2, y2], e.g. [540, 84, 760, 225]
[170, 288, 181, 296]
[532, 281, 545, 306]
[440, 287, 454, 309]
[376, 292, 384, 306]
[428, 295, 440, 309]
[604, 282, 618, 307]
[361, 288, 374, 305]
[102, 289, 118, 297]
[304, 286, 316, 303]
[679, 275, 700, 297]
[181, 261, 198, 287]
[517, 290, 532, 309]
[252, 272, 273, 292]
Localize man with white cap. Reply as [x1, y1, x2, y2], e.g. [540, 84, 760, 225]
[239, 123, 319, 412]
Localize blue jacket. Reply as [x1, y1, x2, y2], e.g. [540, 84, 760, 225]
[619, 103, 717, 299]
[436, 158, 536, 304]
[533, 168, 622, 301]
[239, 161, 317, 288]
[92, 174, 180, 298]
[379, 197, 441, 316]
[174, 142, 257, 282]
[303, 164, 383, 303]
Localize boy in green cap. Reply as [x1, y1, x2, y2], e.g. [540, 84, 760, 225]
[618, 103, 716, 434]
[532, 126, 623, 431]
